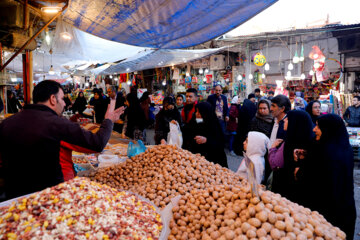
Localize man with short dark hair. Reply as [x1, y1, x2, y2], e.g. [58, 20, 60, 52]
[181, 88, 198, 150]
[107, 86, 126, 133]
[176, 94, 184, 113]
[343, 96, 360, 127]
[269, 95, 291, 147]
[0, 80, 124, 199]
[267, 91, 274, 100]
[254, 88, 262, 102]
[207, 85, 229, 133]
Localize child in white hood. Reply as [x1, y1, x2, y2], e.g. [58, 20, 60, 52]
[236, 131, 269, 184]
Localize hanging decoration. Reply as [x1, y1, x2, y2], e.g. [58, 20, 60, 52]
[309, 45, 328, 84]
[252, 53, 267, 66]
[293, 42, 299, 64]
[299, 43, 305, 62]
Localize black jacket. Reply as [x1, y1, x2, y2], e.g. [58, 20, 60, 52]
[0, 104, 113, 199]
[343, 105, 360, 127]
[7, 97, 22, 113]
[207, 94, 229, 120]
[234, 99, 257, 155]
[250, 116, 274, 138]
[90, 97, 108, 124]
[72, 96, 87, 114]
[298, 114, 356, 239]
[183, 102, 227, 168]
[154, 108, 181, 145]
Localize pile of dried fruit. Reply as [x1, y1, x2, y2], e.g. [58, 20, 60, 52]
[0, 177, 162, 240]
[89, 145, 243, 208]
[169, 184, 346, 240]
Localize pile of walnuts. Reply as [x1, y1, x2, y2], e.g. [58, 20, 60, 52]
[169, 184, 346, 240]
[89, 145, 243, 208]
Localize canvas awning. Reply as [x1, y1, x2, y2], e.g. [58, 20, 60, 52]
[63, 0, 278, 49]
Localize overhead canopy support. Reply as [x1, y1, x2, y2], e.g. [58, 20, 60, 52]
[63, 0, 278, 49]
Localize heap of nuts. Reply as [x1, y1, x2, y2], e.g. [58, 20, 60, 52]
[89, 145, 244, 208]
[169, 183, 346, 240]
[0, 178, 162, 240]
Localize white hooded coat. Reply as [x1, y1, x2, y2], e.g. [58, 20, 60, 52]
[236, 131, 269, 184]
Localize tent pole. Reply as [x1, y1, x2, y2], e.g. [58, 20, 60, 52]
[0, 1, 69, 72]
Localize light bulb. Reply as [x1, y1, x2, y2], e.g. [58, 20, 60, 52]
[41, 6, 62, 14]
[45, 34, 51, 45]
[109, 75, 113, 79]
[126, 68, 130, 72]
[61, 32, 72, 40]
[162, 80, 166, 86]
[126, 80, 131, 85]
[288, 63, 294, 70]
[204, 68, 209, 74]
[237, 75, 242, 81]
[264, 63, 270, 71]
[301, 73, 306, 80]
[287, 71, 291, 77]
[293, 56, 299, 64]
[299, 56, 304, 62]
[262, 73, 266, 78]
[114, 77, 118, 81]
[199, 68, 203, 74]
[249, 74, 253, 80]
[309, 70, 314, 76]
[314, 62, 320, 69]
[49, 65, 55, 75]
[85, 82, 89, 87]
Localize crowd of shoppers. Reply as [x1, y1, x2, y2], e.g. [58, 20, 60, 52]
[0, 81, 357, 239]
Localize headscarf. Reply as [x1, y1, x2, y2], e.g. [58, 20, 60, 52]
[231, 96, 239, 104]
[237, 131, 269, 184]
[284, 110, 314, 152]
[275, 110, 314, 200]
[255, 99, 273, 123]
[317, 114, 350, 147]
[196, 102, 224, 146]
[305, 100, 321, 124]
[294, 97, 305, 110]
[126, 93, 146, 131]
[309, 114, 355, 238]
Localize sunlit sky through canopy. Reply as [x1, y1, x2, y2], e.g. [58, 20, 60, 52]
[227, 0, 360, 37]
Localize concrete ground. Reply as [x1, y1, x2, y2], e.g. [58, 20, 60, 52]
[146, 128, 360, 239]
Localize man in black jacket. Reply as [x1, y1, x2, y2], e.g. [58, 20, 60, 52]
[343, 96, 360, 127]
[107, 86, 126, 133]
[0, 80, 124, 199]
[206, 85, 229, 133]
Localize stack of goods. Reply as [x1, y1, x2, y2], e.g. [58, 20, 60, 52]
[169, 185, 346, 240]
[0, 178, 163, 240]
[104, 143, 128, 157]
[90, 145, 243, 208]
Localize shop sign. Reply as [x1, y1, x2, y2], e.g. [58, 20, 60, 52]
[192, 58, 210, 68]
[345, 57, 360, 68]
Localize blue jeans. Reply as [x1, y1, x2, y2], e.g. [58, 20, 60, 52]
[228, 132, 237, 151]
[218, 119, 226, 135]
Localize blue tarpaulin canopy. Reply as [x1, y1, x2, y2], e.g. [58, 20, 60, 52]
[63, 0, 278, 49]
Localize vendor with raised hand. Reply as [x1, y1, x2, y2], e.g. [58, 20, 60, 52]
[0, 80, 124, 200]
